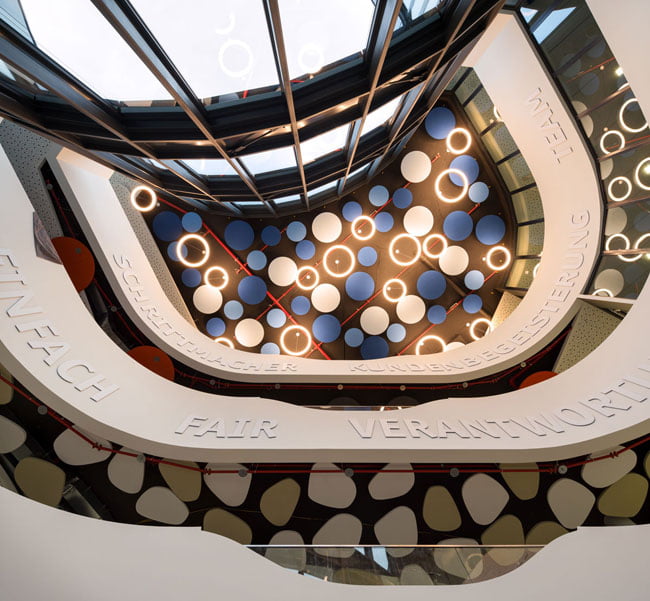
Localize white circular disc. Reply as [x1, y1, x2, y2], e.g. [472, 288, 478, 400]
[600, 159, 614, 180]
[396, 295, 426, 324]
[193, 285, 223, 314]
[604, 207, 628, 235]
[594, 269, 625, 297]
[400, 151, 432, 183]
[403, 206, 434, 237]
[439, 245, 469, 276]
[268, 256, 297, 287]
[446, 341, 465, 350]
[312, 212, 342, 243]
[234, 318, 265, 347]
[311, 283, 341, 313]
[360, 306, 390, 335]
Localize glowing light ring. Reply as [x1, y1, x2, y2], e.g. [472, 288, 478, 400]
[177, 233, 210, 267]
[485, 246, 511, 271]
[615, 233, 650, 262]
[533, 262, 540, 278]
[605, 233, 630, 252]
[204, 266, 229, 289]
[593, 288, 614, 297]
[423, 233, 448, 259]
[130, 185, 156, 212]
[218, 39, 253, 78]
[634, 233, 650, 255]
[295, 266, 319, 291]
[382, 278, 407, 303]
[445, 128, 472, 154]
[469, 318, 492, 341]
[280, 325, 312, 356]
[389, 234, 422, 266]
[599, 130, 625, 155]
[607, 176, 632, 202]
[434, 168, 469, 203]
[415, 335, 446, 355]
[351, 216, 376, 241]
[619, 98, 648, 133]
[214, 337, 234, 348]
[634, 158, 650, 191]
[322, 245, 355, 278]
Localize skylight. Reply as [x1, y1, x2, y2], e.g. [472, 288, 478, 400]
[182, 159, 238, 176]
[301, 123, 351, 164]
[239, 146, 297, 175]
[360, 95, 404, 138]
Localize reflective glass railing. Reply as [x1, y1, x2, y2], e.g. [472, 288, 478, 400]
[248, 544, 543, 585]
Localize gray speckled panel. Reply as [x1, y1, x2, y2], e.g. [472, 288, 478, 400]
[491, 291, 521, 328]
[109, 172, 193, 324]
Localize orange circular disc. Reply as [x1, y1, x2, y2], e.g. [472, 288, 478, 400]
[51, 237, 95, 292]
[519, 371, 557, 389]
[127, 346, 175, 381]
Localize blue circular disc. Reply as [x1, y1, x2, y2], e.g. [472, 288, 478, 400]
[464, 270, 485, 290]
[450, 155, 479, 185]
[425, 107, 456, 140]
[181, 268, 202, 288]
[291, 295, 310, 315]
[342, 201, 363, 222]
[469, 182, 489, 203]
[261, 342, 280, 355]
[182, 212, 202, 233]
[375, 212, 394, 232]
[224, 300, 244, 320]
[443, 210, 474, 241]
[369, 185, 389, 207]
[393, 187, 413, 209]
[261, 225, 281, 247]
[153, 211, 183, 241]
[225, 220, 255, 251]
[238, 275, 267, 304]
[387, 323, 406, 343]
[475, 215, 506, 245]
[167, 241, 187, 261]
[312, 314, 341, 343]
[345, 272, 375, 301]
[296, 240, 315, 260]
[345, 328, 364, 348]
[358, 246, 377, 267]
[266, 308, 286, 328]
[427, 305, 447, 324]
[463, 294, 483, 314]
[417, 270, 446, 300]
[247, 250, 267, 271]
[361, 336, 389, 360]
[206, 317, 226, 337]
[286, 221, 307, 242]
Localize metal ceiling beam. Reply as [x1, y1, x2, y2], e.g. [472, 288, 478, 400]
[89, 0, 274, 213]
[262, 0, 310, 209]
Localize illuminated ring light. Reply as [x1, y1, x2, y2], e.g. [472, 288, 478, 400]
[389, 233, 422, 266]
[280, 325, 312, 356]
[634, 157, 650, 191]
[382, 278, 407, 303]
[129, 185, 156, 212]
[218, 39, 253, 78]
[351, 215, 376, 241]
[593, 288, 614, 297]
[177, 233, 210, 267]
[619, 98, 648, 133]
[485, 246, 512, 271]
[469, 318, 492, 341]
[423, 233, 448, 259]
[533, 262, 540, 278]
[607, 176, 632, 202]
[445, 128, 472, 154]
[599, 130, 625, 155]
[434, 168, 469, 203]
[298, 43, 324, 74]
[323, 245, 355, 277]
[634, 233, 650, 257]
[605, 233, 630, 252]
[295, 266, 319, 291]
[204, 266, 229, 289]
[214, 337, 234, 348]
[493, 106, 501, 121]
[415, 335, 446, 355]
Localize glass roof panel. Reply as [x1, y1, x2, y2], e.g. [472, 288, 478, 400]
[278, 0, 375, 79]
[403, 0, 444, 21]
[182, 159, 238, 176]
[360, 95, 404, 137]
[239, 146, 296, 175]
[308, 180, 336, 197]
[301, 123, 350, 164]
[130, 0, 278, 99]
[20, 0, 172, 101]
[273, 193, 301, 205]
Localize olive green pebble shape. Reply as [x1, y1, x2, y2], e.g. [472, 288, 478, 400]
[203, 508, 253, 544]
[159, 459, 202, 502]
[597, 473, 649, 517]
[260, 478, 300, 526]
[14, 457, 65, 507]
[525, 521, 568, 545]
[423, 485, 462, 531]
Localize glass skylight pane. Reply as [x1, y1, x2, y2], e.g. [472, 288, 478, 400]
[404, 0, 444, 20]
[278, 0, 375, 79]
[520, 8, 538, 23]
[347, 164, 369, 180]
[20, 0, 172, 101]
[239, 147, 296, 174]
[301, 123, 350, 164]
[308, 181, 336, 197]
[532, 8, 576, 44]
[182, 159, 237, 176]
[273, 194, 301, 204]
[360, 95, 403, 137]
[130, 0, 278, 99]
